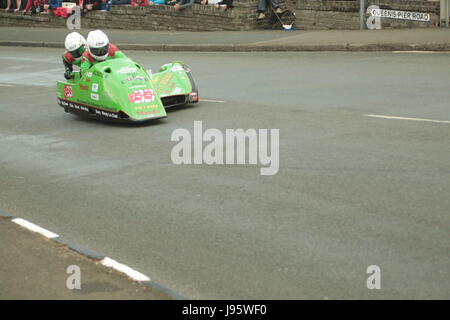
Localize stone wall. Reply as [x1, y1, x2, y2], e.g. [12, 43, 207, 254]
[0, 1, 260, 31]
[0, 0, 441, 30]
[296, 0, 440, 30]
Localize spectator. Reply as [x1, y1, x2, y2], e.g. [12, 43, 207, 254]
[199, 0, 219, 5]
[79, 0, 99, 13]
[131, 0, 147, 6]
[257, 0, 282, 19]
[29, 0, 49, 13]
[111, 0, 129, 4]
[99, 0, 111, 11]
[148, 0, 165, 5]
[4, 0, 22, 12]
[173, 0, 193, 11]
[213, 0, 231, 10]
[22, 0, 33, 12]
[53, 4, 72, 16]
[48, 0, 61, 9]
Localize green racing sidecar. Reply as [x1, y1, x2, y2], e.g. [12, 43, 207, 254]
[56, 57, 199, 122]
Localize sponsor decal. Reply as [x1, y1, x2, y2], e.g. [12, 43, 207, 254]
[121, 78, 132, 85]
[134, 105, 158, 111]
[173, 87, 182, 94]
[137, 110, 160, 116]
[63, 85, 73, 99]
[91, 93, 99, 101]
[95, 109, 118, 119]
[129, 84, 147, 89]
[87, 72, 93, 78]
[117, 66, 138, 74]
[160, 73, 173, 86]
[79, 84, 89, 91]
[128, 89, 155, 104]
[121, 74, 147, 84]
[61, 99, 118, 119]
[92, 83, 99, 92]
[93, 70, 103, 78]
[61, 100, 89, 112]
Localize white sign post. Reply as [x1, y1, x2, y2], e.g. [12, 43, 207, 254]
[441, 0, 449, 27]
[360, 0, 365, 30]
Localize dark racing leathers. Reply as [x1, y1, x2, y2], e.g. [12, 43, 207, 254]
[62, 51, 82, 80]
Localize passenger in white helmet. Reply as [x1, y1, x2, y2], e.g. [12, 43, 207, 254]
[63, 32, 87, 80]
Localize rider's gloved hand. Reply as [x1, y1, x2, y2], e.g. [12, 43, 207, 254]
[64, 71, 73, 80]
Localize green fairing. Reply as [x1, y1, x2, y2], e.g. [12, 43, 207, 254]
[56, 57, 199, 122]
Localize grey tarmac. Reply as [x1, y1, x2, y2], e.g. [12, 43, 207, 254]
[0, 47, 449, 299]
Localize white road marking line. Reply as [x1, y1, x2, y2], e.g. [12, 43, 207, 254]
[8, 214, 155, 287]
[101, 257, 151, 282]
[12, 218, 59, 239]
[0, 84, 12, 87]
[365, 114, 450, 124]
[392, 51, 442, 54]
[201, 99, 226, 103]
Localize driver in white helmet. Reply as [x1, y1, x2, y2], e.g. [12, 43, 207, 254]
[80, 30, 126, 75]
[63, 32, 87, 80]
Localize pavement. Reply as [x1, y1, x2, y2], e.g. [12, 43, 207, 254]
[0, 47, 449, 299]
[1, 26, 450, 51]
[0, 216, 171, 299]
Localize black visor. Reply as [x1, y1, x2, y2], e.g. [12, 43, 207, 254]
[90, 44, 109, 57]
[69, 46, 84, 59]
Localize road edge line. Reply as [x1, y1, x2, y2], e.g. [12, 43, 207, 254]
[12, 217, 59, 239]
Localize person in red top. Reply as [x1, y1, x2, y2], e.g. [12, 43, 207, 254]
[131, 0, 148, 6]
[80, 30, 126, 75]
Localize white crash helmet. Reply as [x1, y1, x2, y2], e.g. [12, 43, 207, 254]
[64, 32, 86, 60]
[87, 30, 110, 61]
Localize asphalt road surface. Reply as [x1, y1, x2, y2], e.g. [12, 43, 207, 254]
[0, 47, 449, 299]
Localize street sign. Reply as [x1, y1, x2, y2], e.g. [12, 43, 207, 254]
[368, 8, 431, 22]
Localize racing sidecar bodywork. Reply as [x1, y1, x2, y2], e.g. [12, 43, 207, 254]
[56, 58, 198, 122]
